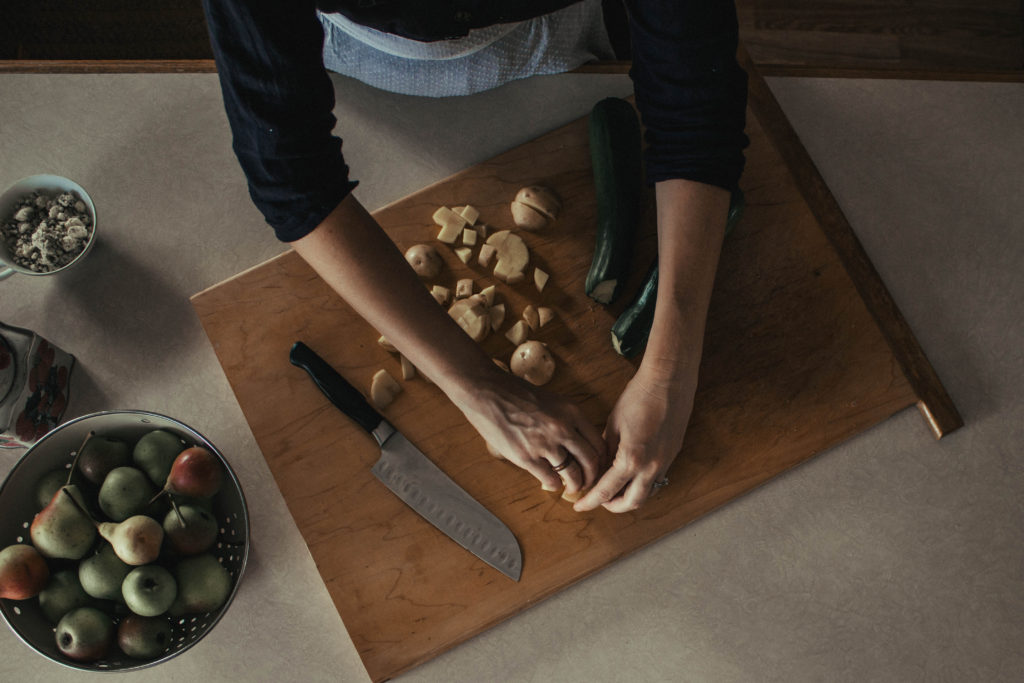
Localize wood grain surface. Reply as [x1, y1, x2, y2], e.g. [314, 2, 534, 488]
[190, 78, 956, 680]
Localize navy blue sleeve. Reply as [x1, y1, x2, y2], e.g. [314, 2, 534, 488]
[203, 0, 358, 242]
[625, 0, 749, 192]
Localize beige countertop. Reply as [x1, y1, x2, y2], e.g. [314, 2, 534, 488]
[1, 71, 1022, 682]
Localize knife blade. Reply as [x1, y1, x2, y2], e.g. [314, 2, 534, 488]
[289, 341, 523, 581]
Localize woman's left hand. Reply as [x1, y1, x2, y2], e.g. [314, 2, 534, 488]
[572, 366, 695, 513]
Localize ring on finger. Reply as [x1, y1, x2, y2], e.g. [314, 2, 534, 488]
[652, 477, 669, 490]
[552, 453, 574, 473]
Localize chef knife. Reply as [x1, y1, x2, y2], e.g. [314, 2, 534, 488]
[289, 341, 523, 581]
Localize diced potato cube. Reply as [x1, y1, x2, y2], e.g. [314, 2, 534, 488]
[370, 369, 402, 409]
[462, 228, 478, 246]
[456, 278, 474, 299]
[534, 267, 549, 293]
[454, 247, 472, 263]
[523, 304, 540, 331]
[489, 303, 506, 330]
[430, 285, 451, 306]
[505, 320, 529, 345]
[459, 205, 480, 225]
[538, 306, 554, 327]
[478, 243, 497, 268]
[400, 355, 416, 381]
[437, 221, 463, 244]
[433, 206, 467, 228]
[480, 284, 496, 306]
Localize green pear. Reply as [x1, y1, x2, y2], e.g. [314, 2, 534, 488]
[117, 614, 172, 660]
[78, 543, 132, 601]
[132, 430, 184, 488]
[55, 606, 114, 662]
[122, 565, 177, 617]
[35, 468, 70, 510]
[170, 553, 231, 615]
[30, 486, 97, 560]
[38, 569, 94, 623]
[163, 505, 218, 555]
[78, 436, 131, 485]
[98, 467, 155, 522]
[0, 543, 50, 600]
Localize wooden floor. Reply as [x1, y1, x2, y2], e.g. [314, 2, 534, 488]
[2, 1, 1023, 78]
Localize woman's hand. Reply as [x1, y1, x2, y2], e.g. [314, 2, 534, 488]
[573, 366, 695, 512]
[452, 367, 607, 496]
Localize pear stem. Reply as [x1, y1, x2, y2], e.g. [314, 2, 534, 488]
[168, 495, 186, 527]
[60, 486, 99, 529]
[66, 430, 96, 486]
[147, 487, 169, 506]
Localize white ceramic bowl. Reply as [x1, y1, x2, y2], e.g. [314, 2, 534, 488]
[0, 411, 249, 672]
[0, 174, 97, 280]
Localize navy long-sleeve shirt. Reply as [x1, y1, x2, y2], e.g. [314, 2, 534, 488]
[202, 1, 748, 242]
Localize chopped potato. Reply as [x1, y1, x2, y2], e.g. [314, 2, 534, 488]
[478, 243, 497, 268]
[505, 320, 529, 345]
[480, 284, 496, 306]
[370, 369, 402, 408]
[456, 278, 474, 299]
[538, 306, 554, 327]
[454, 247, 472, 263]
[462, 228, 478, 246]
[523, 304, 540, 331]
[534, 267, 549, 293]
[459, 205, 480, 225]
[400, 355, 416, 381]
[489, 303, 506, 331]
[430, 285, 451, 306]
[378, 335, 397, 352]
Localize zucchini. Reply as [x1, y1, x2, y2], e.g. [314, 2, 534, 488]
[611, 190, 746, 358]
[585, 97, 644, 305]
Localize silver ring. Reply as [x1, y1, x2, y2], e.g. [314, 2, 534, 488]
[551, 454, 574, 473]
[652, 477, 669, 490]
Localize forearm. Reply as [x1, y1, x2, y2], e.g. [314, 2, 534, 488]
[291, 194, 497, 402]
[640, 178, 729, 388]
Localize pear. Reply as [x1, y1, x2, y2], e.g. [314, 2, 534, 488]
[30, 486, 97, 560]
[78, 435, 132, 485]
[156, 447, 223, 500]
[122, 565, 177, 617]
[38, 569, 94, 623]
[170, 553, 231, 615]
[78, 543, 132, 601]
[117, 614, 172, 660]
[98, 466, 156, 522]
[133, 429, 184, 487]
[163, 504, 218, 555]
[35, 468, 71, 510]
[0, 544, 50, 600]
[55, 606, 114, 662]
[98, 515, 164, 566]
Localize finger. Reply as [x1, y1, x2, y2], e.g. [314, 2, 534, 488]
[519, 457, 563, 492]
[546, 447, 583, 494]
[572, 464, 632, 512]
[570, 420, 607, 488]
[600, 473, 658, 513]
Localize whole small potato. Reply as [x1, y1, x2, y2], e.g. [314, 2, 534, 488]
[510, 340, 556, 386]
[404, 244, 444, 278]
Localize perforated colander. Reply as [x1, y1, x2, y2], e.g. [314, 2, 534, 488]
[0, 410, 249, 671]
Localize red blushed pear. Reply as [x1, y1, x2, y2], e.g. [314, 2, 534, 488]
[152, 447, 224, 502]
[0, 544, 50, 600]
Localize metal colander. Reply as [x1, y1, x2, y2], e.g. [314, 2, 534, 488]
[0, 410, 249, 672]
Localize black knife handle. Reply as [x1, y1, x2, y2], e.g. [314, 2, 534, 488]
[289, 341, 382, 435]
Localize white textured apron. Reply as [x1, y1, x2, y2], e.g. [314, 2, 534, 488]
[318, 0, 614, 97]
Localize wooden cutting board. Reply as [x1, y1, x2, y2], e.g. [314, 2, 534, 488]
[191, 58, 959, 682]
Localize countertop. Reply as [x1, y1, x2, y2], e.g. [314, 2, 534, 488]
[1, 71, 1021, 682]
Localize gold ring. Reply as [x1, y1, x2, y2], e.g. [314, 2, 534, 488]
[551, 454, 574, 472]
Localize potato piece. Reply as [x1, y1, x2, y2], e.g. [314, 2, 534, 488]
[462, 228, 478, 246]
[510, 201, 548, 231]
[492, 357, 509, 372]
[448, 295, 490, 342]
[433, 206, 468, 229]
[538, 306, 554, 327]
[370, 369, 402, 408]
[476, 223, 492, 240]
[534, 267, 549, 293]
[455, 278, 474, 299]
[523, 304, 540, 331]
[489, 231, 529, 283]
[478, 243, 497, 268]
[510, 340, 556, 386]
[505, 320, 529, 345]
[504, 270, 526, 285]
[489, 303, 506, 331]
[480, 284, 497, 306]
[400, 355, 416, 381]
[378, 335, 397, 352]
[437, 222, 462, 244]
[404, 244, 444, 278]
[515, 186, 561, 220]
[459, 205, 480, 225]
[430, 285, 451, 306]
[454, 247, 472, 264]
[511, 186, 561, 230]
